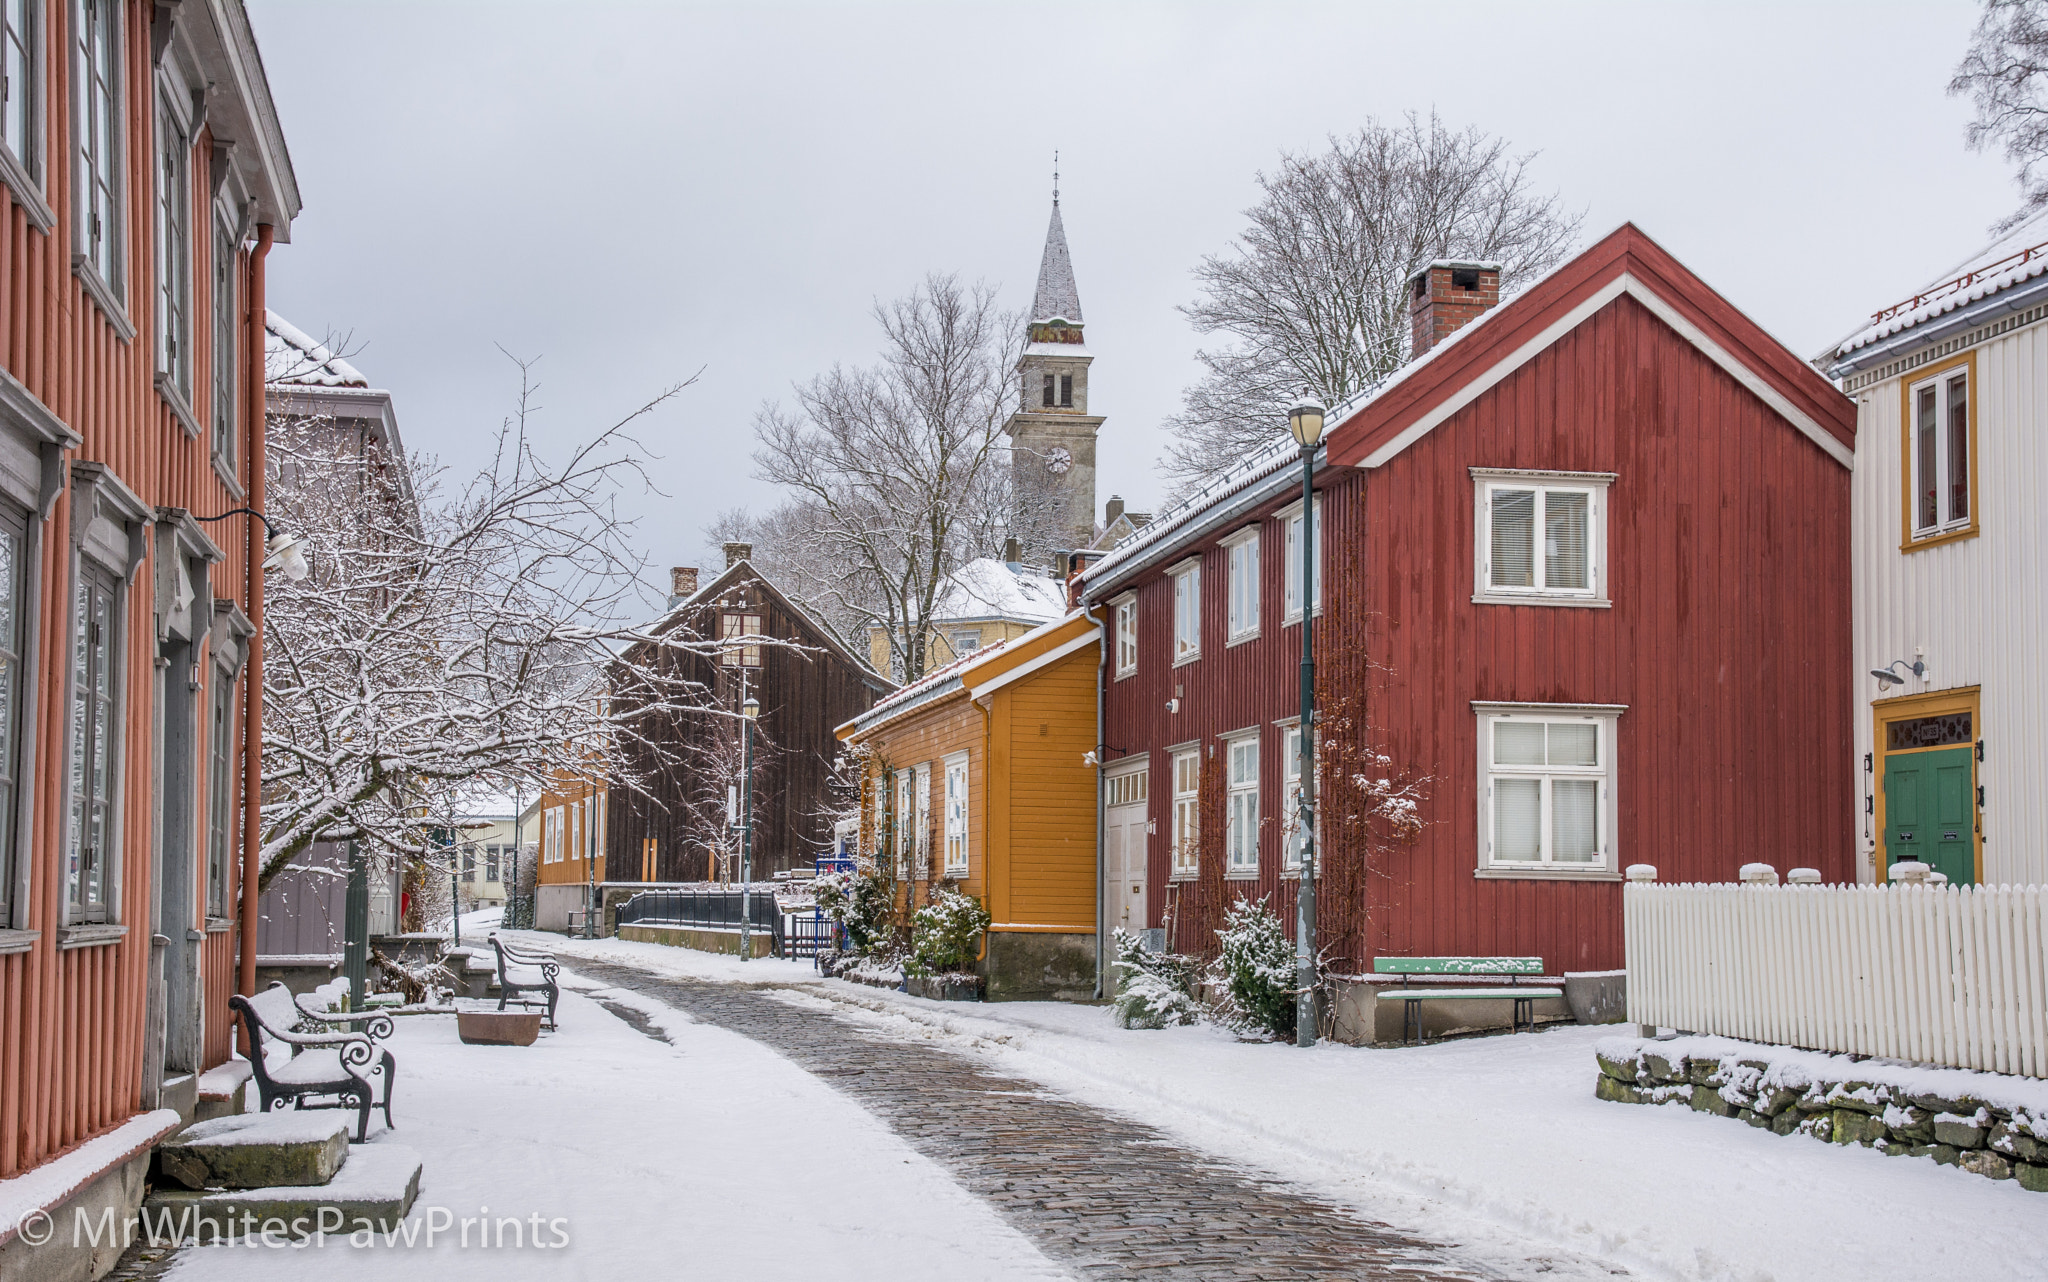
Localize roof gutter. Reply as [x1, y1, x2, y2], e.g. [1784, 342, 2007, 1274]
[1080, 446, 1325, 602]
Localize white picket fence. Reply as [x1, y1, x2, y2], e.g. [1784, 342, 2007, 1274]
[1624, 880, 2048, 1078]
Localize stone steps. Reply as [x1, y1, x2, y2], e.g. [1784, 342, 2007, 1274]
[145, 1111, 423, 1240]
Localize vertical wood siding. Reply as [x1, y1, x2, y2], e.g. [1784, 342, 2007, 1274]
[1099, 292, 1855, 974]
[0, 2, 267, 1177]
[1851, 318, 2048, 886]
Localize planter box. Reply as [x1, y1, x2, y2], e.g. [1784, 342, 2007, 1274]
[457, 1010, 543, 1046]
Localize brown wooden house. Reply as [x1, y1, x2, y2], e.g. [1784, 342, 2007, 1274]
[1077, 225, 1858, 1039]
[605, 544, 891, 887]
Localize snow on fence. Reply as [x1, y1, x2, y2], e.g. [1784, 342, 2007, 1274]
[1624, 874, 2048, 1078]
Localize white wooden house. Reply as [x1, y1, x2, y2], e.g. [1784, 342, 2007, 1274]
[1826, 209, 2048, 886]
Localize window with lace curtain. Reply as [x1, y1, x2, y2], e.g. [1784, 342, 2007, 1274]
[1476, 704, 1622, 876]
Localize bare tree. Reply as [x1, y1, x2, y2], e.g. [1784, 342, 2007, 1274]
[259, 363, 730, 892]
[1161, 112, 1582, 493]
[1952, 0, 2048, 230]
[748, 273, 1024, 681]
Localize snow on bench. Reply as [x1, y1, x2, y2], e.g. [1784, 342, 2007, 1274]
[1372, 957, 1562, 1043]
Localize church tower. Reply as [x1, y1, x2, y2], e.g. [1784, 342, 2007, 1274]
[1006, 190, 1104, 554]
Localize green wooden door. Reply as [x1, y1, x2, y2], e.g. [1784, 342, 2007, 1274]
[1884, 746, 1975, 885]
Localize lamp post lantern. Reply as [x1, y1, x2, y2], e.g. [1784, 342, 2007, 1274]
[738, 695, 760, 962]
[1287, 394, 1326, 1048]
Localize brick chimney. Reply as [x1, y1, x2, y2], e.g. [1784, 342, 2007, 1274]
[722, 541, 753, 569]
[1408, 260, 1502, 358]
[668, 566, 699, 608]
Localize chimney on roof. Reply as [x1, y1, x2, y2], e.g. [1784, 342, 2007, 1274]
[1002, 537, 1022, 571]
[668, 566, 699, 608]
[1104, 495, 1125, 526]
[723, 541, 752, 569]
[1408, 260, 1502, 358]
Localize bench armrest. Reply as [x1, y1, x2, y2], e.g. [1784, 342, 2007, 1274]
[292, 998, 396, 1042]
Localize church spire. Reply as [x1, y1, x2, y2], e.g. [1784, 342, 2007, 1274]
[1030, 197, 1083, 328]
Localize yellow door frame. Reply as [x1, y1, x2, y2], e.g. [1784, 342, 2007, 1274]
[1872, 685, 1982, 883]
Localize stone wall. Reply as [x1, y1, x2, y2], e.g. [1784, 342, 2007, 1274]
[615, 923, 773, 957]
[1595, 1034, 2048, 1192]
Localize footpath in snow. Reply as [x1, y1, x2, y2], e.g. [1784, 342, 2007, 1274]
[532, 933, 2048, 1282]
[164, 964, 1064, 1281]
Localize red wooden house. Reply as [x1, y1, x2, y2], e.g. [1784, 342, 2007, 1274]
[1077, 225, 1856, 1037]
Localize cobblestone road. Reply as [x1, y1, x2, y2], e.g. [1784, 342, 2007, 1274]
[571, 959, 1513, 1282]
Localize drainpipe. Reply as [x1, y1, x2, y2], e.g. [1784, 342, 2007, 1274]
[238, 224, 274, 999]
[1089, 603, 1107, 999]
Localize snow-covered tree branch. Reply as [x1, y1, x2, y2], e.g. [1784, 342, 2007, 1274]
[258, 361, 740, 891]
[1952, 0, 2048, 229]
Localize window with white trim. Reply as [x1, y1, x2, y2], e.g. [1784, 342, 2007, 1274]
[894, 769, 914, 878]
[0, 509, 23, 924]
[943, 753, 968, 876]
[212, 218, 237, 470]
[1479, 706, 1617, 872]
[1909, 368, 1971, 539]
[1105, 767, 1147, 807]
[720, 613, 762, 667]
[949, 629, 980, 656]
[1473, 471, 1611, 604]
[1171, 560, 1200, 663]
[1225, 527, 1259, 641]
[1170, 748, 1199, 877]
[1225, 734, 1259, 875]
[0, 0, 42, 189]
[205, 668, 235, 917]
[156, 102, 190, 398]
[544, 805, 562, 862]
[1113, 594, 1136, 678]
[1282, 497, 1321, 622]
[72, 0, 121, 302]
[66, 561, 119, 922]
[912, 763, 932, 879]
[1281, 722, 1318, 875]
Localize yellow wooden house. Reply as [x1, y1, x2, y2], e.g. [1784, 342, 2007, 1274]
[839, 610, 1100, 1000]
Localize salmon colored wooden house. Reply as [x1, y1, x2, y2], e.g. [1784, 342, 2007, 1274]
[1077, 225, 1858, 1039]
[839, 611, 1100, 1000]
[0, 0, 301, 1253]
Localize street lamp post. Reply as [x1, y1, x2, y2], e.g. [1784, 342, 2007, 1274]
[1287, 395, 1326, 1048]
[738, 696, 760, 962]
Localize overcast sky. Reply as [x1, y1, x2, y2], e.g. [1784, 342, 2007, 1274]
[247, 0, 2013, 597]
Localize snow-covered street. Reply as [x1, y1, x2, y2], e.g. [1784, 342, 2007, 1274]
[139, 931, 2048, 1282]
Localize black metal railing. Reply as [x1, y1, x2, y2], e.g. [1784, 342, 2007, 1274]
[615, 889, 780, 932]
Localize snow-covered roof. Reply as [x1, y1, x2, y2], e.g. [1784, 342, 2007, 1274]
[846, 638, 1004, 732]
[1830, 206, 2048, 360]
[930, 558, 1067, 625]
[265, 310, 368, 388]
[1031, 201, 1083, 326]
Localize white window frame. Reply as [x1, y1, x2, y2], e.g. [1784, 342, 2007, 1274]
[544, 805, 563, 862]
[0, 0, 50, 229]
[913, 762, 932, 880]
[721, 612, 763, 667]
[942, 752, 968, 876]
[1113, 592, 1136, 679]
[1169, 747, 1199, 879]
[211, 212, 238, 474]
[1471, 469, 1613, 607]
[1280, 496, 1322, 624]
[205, 663, 235, 917]
[72, 0, 124, 313]
[1908, 367, 1972, 540]
[893, 768, 914, 878]
[1104, 763, 1147, 809]
[68, 562, 122, 922]
[1169, 557, 1201, 665]
[155, 96, 191, 402]
[1279, 720, 1318, 876]
[948, 629, 980, 656]
[1224, 526, 1259, 643]
[1474, 702, 1625, 879]
[1223, 731, 1259, 877]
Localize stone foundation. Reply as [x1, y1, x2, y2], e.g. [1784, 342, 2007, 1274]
[1595, 1033, 2048, 1192]
[981, 931, 1095, 1003]
[615, 923, 773, 957]
[1328, 978, 1574, 1046]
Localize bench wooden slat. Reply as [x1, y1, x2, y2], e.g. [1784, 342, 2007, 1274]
[1372, 956, 1544, 976]
[1377, 987, 1564, 1001]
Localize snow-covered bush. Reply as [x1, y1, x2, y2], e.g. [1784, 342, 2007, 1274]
[1110, 929, 1199, 1030]
[813, 864, 895, 954]
[1215, 897, 1296, 1038]
[907, 886, 990, 977]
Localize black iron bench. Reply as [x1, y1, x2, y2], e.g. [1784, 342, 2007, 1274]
[490, 934, 559, 1029]
[229, 982, 396, 1142]
[1373, 957, 1563, 1045]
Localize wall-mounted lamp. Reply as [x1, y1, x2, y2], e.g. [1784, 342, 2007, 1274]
[1871, 658, 1927, 689]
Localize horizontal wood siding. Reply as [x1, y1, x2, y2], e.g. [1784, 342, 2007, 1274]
[999, 647, 1097, 927]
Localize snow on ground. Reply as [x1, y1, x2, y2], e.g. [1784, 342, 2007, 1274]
[165, 969, 1063, 1281]
[532, 932, 2048, 1282]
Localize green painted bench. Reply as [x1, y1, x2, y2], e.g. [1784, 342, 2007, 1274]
[1372, 957, 1561, 1044]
